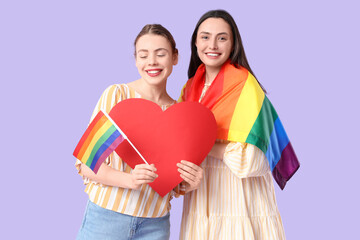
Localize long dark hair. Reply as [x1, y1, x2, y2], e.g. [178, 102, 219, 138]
[188, 10, 266, 93]
[134, 24, 178, 56]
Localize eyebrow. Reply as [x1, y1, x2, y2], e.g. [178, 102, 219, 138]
[137, 48, 169, 53]
[199, 31, 230, 36]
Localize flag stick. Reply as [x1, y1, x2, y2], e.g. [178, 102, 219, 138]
[102, 110, 149, 165]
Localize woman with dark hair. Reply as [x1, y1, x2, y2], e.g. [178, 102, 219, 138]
[179, 10, 299, 239]
[75, 24, 203, 240]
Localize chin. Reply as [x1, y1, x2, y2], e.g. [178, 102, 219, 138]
[200, 58, 225, 68]
[145, 78, 167, 86]
[204, 61, 224, 69]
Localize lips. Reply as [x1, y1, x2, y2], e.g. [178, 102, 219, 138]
[145, 69, 162, 77]
[205, 52, 221, 59]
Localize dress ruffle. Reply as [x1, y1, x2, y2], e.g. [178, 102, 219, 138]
[180, 145, 285, 239]
[181, 212, 285, 240]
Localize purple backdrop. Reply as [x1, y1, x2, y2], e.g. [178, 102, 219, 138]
[1, 0, 359, 239]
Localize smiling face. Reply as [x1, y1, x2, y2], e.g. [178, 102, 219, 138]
[196, 17, 233, 74]
[135, 34, 178, 87]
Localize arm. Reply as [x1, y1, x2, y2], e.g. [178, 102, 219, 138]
[80, 162, 158, 190]
[222, 142, 270, 178]
[177, 160, 204, 193]
[75, 85, 130, 185]
[208, 142, 228, 160]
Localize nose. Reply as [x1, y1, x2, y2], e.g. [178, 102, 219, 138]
[209, 38, 218, 50]
[148, 53, 158, 65]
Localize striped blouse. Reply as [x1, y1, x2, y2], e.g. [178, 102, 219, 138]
[180, 85, 285, 239]
[75, 84, 182, 218]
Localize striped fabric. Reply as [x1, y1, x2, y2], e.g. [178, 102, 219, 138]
[180, 83, 285, 239]
[75, 84, 181, 218]
[180, 143, 285, 240]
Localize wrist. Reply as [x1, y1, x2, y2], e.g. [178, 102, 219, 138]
[123, 172, 136, 189]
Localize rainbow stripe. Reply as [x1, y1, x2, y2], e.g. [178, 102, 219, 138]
[229, 76, 298, 187]
[73, 110, 125, 173]
[180, 61, 299, 189]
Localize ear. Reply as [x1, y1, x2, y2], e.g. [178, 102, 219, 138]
[173, 53, 179, 66]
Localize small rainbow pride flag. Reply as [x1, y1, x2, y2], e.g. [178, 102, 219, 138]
[73, 110, 125, 173]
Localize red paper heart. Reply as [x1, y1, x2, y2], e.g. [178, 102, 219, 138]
[109, 99, 217, 197]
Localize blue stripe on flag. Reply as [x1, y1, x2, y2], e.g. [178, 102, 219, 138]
[90, 130, 121, 170]
[265, 117, 290, 171]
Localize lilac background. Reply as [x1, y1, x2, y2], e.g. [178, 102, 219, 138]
[1, 0, 359, 239]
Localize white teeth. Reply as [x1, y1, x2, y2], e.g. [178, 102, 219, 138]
[147, 70, 160, 74]
[207, 53, 220, 56]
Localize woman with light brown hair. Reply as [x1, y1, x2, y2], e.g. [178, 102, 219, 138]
[75, 24, 203, 240]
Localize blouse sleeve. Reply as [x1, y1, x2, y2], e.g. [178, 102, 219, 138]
[75, 84, 124, 183]
[223, 142, 270, 178]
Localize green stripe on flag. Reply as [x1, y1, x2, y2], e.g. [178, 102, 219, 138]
[86, 125, 117, 167]
[246, 96, 278, 153]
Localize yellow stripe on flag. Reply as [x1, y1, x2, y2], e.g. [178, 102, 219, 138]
[228, 74, 265, 141]
[80, 120, 113, 164]
[77, 114, 108, 160]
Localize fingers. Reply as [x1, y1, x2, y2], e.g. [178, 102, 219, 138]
[134, 163, 157, 172]
[131, 164, 158, 190]
[133, 169, 158, 180]
[177, 160, 203, 184]
[178, 167, 203, 183]
[179, 171, 196, 184]
[133, 163, 158, 181]
[177, 161, 201, 179]
[179, 160, 199, 170]
[178, 168, 196, 183]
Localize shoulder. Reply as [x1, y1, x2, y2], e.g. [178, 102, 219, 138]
[100, 83, 138, 102]
[95, 84, 134, 113]
[228, 66, 264, 96]
[101, 84, 124, 97]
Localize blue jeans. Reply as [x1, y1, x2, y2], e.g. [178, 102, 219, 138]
[76, 200, 170, 240]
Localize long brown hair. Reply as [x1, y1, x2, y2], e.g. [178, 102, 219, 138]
[188, 10, 266, 93]
[134, 24, 178, 56]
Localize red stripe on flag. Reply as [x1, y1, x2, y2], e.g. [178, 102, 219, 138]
[76, 115, 108, 161]
[73, 111, 105, 157]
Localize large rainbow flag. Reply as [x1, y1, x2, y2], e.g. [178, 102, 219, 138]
[73, 110, 125, 173]
[180, 61, 299, 189]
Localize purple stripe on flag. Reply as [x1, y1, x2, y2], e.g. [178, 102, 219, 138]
[93, 135, 125, 173]
[272, 142, 300, 190]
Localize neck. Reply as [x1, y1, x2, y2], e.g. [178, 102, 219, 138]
[130, 79, 172, 105]
[204, 66, 221, 85]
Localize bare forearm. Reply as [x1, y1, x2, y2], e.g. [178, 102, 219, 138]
[208, 143, 228, 160]
[80, 163, 133, 189]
